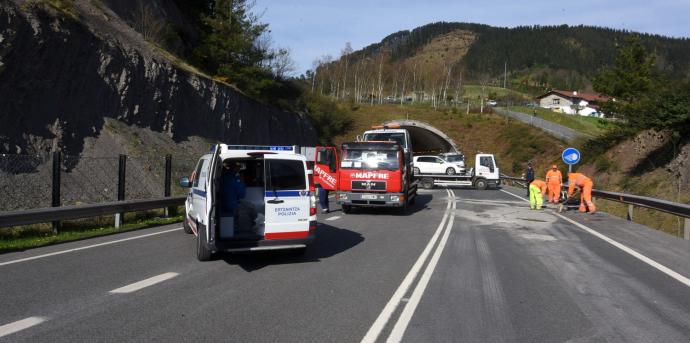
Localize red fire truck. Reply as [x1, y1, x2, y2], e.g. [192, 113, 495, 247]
[314, 141, 417, 214]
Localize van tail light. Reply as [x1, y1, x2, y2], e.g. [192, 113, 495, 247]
[310, 194, 317, 216]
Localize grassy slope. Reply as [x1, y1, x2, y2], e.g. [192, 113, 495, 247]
[335, 103, 567, 176]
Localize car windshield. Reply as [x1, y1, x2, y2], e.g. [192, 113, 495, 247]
[364, 133, 406, 148]
[444, 155, 464, 162]
[341, 149, 400, 170]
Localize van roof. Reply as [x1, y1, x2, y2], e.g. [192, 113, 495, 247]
[215, 144, 307, 161]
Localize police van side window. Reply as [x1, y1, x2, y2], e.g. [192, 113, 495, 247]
[266, 160, 306, 191]
[193, 158, 208, 187]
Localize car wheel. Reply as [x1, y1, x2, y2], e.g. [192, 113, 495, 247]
[413, 167, 420, 175]
[445, 167, 456, 175]
[183, 214, 193, 234]
[196, 223, 213, 261]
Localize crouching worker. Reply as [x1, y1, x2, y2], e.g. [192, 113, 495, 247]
[568, 172, 596, 213]
[529, 179, 547, 210]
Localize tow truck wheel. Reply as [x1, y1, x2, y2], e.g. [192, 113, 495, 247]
[421, 178, 434, 189]
[196, 224, 213, 261]
[413, 167, 420, 175]
[183, 214, 193, 234]
[342, 204, 353, 214]
[445, 167, 456, 175]
[474, 178, 488, 190]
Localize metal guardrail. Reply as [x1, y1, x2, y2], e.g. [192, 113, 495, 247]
[500, 175, 690, 240]
[0, 196, 186, 228]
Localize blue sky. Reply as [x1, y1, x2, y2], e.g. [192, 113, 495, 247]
[253, 0, 690, 75]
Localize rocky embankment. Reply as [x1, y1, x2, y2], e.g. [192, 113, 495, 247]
[0, 0, 317, 156]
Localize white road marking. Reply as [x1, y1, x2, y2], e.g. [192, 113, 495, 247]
[386, 190, 456, 343]
[361, 188, 454, 343]
[0, 316, 48, 338]
[326, 216, 341, 221]
[501, 188, 690, 288]
[0, 227, 182, 267]
[110, 272, 179, 294]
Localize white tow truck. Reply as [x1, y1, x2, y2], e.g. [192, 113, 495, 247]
[414, 153, 500, 190]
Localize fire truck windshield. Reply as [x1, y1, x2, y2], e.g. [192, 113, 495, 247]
[341, 149, 400, 170]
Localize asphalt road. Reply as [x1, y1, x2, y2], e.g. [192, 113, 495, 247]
[1, 186, 689, 342]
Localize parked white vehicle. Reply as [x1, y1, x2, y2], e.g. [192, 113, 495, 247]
[413, 155, 462, 175]
[179, 144, 316, 261]
[439, 153, 466, 173]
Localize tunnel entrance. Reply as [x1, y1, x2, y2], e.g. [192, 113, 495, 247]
[383, 120, 458, 155]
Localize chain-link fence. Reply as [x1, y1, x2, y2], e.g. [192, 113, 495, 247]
[0, 153, 199, 212]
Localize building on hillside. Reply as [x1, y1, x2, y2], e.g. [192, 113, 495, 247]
[536, 90, 611, 118]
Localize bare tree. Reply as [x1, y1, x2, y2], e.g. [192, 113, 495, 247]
[132, 3, 165, 43]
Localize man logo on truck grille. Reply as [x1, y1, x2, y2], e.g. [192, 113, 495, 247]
[352, 180, 386, 191]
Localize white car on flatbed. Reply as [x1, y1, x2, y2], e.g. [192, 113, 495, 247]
[413, 155, 463, 175]
[179, 144, 317, 261]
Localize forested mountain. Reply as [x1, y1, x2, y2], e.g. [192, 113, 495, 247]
[311, 22, 690, 101]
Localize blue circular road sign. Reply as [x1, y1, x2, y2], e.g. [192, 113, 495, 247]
[562, 148, 581, 165]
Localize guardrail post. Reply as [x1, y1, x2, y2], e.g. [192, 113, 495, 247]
[627, 204, 633, 222]
[684, 218, 689, 241]
[115, 154, 126, 228]
[164, 154, 172, 217]
[51, 151, 61, 234]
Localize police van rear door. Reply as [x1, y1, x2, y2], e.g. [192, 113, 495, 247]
[264, 155, 310, 240]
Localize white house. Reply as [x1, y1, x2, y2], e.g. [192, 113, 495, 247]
[536, 90, 610, 118]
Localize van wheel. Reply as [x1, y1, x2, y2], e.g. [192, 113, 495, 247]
[196, 224, 213, 261]
[413, 167, 420, 175]
[183, 214, 193, 234]
[342, 204, 353, 214]
[475, 179, 488, 190]
[445, 167, 456, 175]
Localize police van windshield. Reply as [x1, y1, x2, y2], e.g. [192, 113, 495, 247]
[266, 160, 306, 190]
[341, 149, 400, 170]
[363, 133, 406, 148]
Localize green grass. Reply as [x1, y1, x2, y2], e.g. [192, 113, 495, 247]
[462, 85, 530, 100]
[507, 106, 615, 136]
[0, 209, 183, 253]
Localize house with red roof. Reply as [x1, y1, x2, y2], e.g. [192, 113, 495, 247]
[536, 90, 611, 118]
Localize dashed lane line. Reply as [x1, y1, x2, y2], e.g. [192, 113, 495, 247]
[325, 216, 341, 221]
[109, 272, 180, 294]
[0, 227, 182, 267]
[0, 316, 49, 338]
[500, 188, 690, 288]
[361, 188, 454, 343]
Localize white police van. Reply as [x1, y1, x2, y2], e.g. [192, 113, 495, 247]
[179, 144, 317, 261]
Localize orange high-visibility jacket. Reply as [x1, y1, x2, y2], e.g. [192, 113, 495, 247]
[568, 173, 592, 195]
[546, 169, 562, 184]
[530, 179, 548, 194]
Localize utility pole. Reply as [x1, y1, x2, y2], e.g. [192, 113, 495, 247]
[503, 61, 507, 89]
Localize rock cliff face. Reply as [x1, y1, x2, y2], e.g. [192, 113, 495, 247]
[0, 0, 317, 155]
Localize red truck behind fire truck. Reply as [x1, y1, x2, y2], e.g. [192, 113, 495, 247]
[314, 141, 418, 214]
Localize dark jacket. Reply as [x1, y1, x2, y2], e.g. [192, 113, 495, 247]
[526, 167, 535, 182]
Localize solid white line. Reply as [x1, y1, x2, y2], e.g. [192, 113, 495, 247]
[501, 189, 690, 288]
[387, 190, 456, 343]
[554, 213, 690, 288]
[0, 227, 183, 267]
[500, 189, 529, 203]
[0, 316, 48, 338]
[326, 216, 341, 221]
[109, 272, 179, 294]
[361, 189, 453, 343]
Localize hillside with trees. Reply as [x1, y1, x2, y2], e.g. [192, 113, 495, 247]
[310, 22, 690, 104]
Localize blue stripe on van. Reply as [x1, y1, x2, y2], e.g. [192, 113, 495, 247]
[265, 191, 307, 197]
[193, 189, 207, 198]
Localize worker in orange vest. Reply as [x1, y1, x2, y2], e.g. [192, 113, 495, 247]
[529, 179, 548, 210]
[567, 173, 596, 213]
[545, 165, 563, 203]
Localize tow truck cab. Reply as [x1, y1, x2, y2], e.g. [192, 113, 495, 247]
[362, 126, 412, 163]
[180, 145, 317, 261]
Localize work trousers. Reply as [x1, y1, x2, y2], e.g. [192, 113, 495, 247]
[548, 183, 561, 203]
[529, 184, 544, 210]
[579, 182, 596, 213]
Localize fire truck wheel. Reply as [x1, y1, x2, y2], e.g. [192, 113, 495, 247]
[342, 204, 353, 214]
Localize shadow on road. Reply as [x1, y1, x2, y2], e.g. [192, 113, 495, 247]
[220, 223, 364, 272]
[344, 193, 434, 216]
